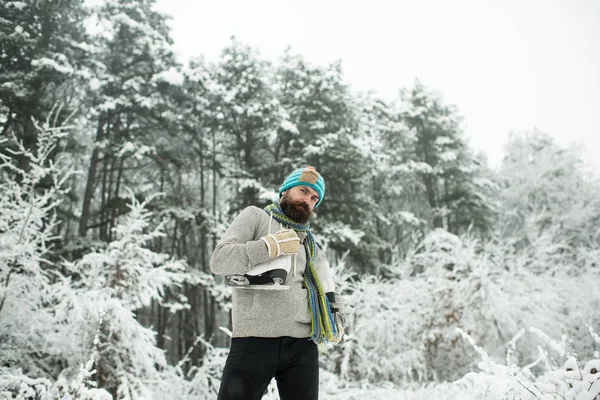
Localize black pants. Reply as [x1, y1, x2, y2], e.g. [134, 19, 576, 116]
[217, 336, 319, 400]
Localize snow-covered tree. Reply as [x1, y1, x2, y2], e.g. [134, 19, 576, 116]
[0, 117, 76, 379]
[0, 0, 92, 174]
[324, 228, 600, 387]
[274, 50, 373, 268]
[398, 80, 498, 235]
[66, 190, 187, 399]
[350, 93, 421, 269]
[203, 38, 282, 209]
[79, 0, 184, 241]
[499, 130, 600, 257]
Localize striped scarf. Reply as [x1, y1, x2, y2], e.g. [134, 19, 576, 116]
[264, 203, 338, 344]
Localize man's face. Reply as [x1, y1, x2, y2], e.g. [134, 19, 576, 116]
[280, 186, 320, 223]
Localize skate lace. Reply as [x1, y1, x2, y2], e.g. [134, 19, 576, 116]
[268, 211, 297, 277]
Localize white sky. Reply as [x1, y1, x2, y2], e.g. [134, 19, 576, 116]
[155, 0, 600, 168]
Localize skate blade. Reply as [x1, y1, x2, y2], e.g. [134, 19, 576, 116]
[233, 283, 290, 291]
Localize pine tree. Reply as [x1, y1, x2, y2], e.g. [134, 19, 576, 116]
[399, 80, 497, 235]
[0, 115, 76, 379]
[79, 0, 183, 241]
[499, 130, 600, 250]
[352, 94, 420, 268]
[274, 51, 371, 265]
[69, 191, 187, 399]
[0, 0, 91, 176]
[206, 38, 281, 210]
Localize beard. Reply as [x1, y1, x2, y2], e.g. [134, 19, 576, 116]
[280, 194, 311, 224]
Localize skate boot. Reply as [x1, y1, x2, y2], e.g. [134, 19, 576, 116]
[227, 255, 291, 291]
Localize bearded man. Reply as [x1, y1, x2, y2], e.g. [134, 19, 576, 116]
[210, 166, 345, 400]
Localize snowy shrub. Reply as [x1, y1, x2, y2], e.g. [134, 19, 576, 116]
[0, 114, 195, 399]
[144, 336, 229, 400]
[51, 313, 112, 400]
[326, 328, 600, 400]
[63, 191, 188, 399]
[445, 328, 600, 400]
[323, 228, 600, 387]
[0, 118, 80, 380]
[0, 368, 53, 400]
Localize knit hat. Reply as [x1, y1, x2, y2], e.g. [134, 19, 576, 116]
[279, 166, 326, 208]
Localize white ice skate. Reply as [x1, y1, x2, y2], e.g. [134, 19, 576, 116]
[227, 255, 291, 291]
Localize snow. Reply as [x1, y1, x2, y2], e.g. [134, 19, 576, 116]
[31, 57, 75, 75]
[68, 39, 98, 53]
[396, 210, 421, 225]
[435, 136, 453, 146]
[1, 82, 18, 91]
[89, 78, 102, 91]
[3, 24, 600, 400]
[111, 12, 142, 30]
[588, 325, 600, 345]
[394, 160, 435, 174]
[97, 98, 119, 111]
[2, 132, 600, 399]
[6, 1, 27, 10]
[279, 119, 299, 134]
[152, 67, 184, 86]
[117, 141, 156, 160]
[438, 150, 458, 162]
[318, 221, 364, 247]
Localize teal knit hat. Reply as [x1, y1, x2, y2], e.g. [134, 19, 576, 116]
[279, 166, 326, 208]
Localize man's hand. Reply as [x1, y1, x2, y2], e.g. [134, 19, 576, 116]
[261, 229, 300, 257]
[331, 303, 345, 343]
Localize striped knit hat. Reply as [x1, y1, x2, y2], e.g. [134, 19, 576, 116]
[279, 166, 326, 208]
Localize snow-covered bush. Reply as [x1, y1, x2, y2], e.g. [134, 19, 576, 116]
[0, 115, 196, 399]
[0, 368, 53, 400]
[0, 117, 79, 386]
[143, 336, 228, 400]
[62, 191, 188, 399]
[442, 328, 600, 400]
[51, 313, 112, 400]
[323, 228, 600, 387]
[318, 328, 600, 400]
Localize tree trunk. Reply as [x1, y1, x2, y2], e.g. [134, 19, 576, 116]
[424, 174, 442, 228]
[106, 153, 117, 241]
[417, 123, 443, 229]
[79, 116, 105, 236]
[99, 152, 110, 241]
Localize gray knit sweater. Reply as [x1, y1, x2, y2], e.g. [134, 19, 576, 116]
[210, 206, 331, 338]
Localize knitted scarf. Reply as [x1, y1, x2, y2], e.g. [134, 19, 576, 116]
[264, 203, 338, 344]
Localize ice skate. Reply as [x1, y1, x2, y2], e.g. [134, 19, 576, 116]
[227, 255, 291, 291]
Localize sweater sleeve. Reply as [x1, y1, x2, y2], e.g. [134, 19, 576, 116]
[315, 249, 345, 306]
[210, 206, 272, 276]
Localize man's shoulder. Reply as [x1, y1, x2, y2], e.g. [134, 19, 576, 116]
[230, 206, 269, 236]
[236, 205, 267, 220]
[240, 205, 265, 214]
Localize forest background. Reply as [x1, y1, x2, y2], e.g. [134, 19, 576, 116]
[1, 0, 599, 399]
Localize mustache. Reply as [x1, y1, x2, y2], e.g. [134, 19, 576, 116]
[292, 201, 309, 211]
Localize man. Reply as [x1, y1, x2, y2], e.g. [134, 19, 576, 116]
[210, 166, 344, 400]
